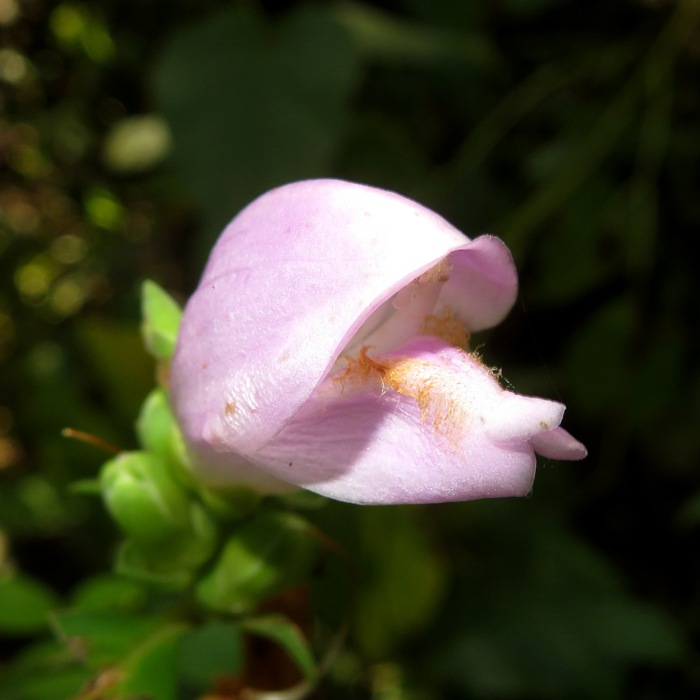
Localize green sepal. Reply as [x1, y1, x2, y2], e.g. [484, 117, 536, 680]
[196, 510, 319, 614]
[136, 388, 195, 490]
[136, 388, 175, 457]
[140, 280, 182, 361]
[115, 503, 219, 590]
[116, 541, 195, 590]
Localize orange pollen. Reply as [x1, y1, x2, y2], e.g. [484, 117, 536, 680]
[419, 307, 469, 348]
[417, 258, 453, 284]
[334, 346, 469, 439]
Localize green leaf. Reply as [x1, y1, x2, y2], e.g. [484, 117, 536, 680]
[178, 621, 244, 692]
[2, 666, 89, 700]
[52, 610, 165, 668]
[432, 633, 524, 698]
[118, 624, 186, 700]
[0, 574, 58, 635]
[43, 619, 186, 700]
[241, 614, 317, 683]
[0, 638, 91, 699]
[140, 280, 182, 361]
[70, 574, 147, 612]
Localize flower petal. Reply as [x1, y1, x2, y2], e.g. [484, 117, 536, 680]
[531, 426, 588, 460]
[171, 179, 517, 477]
[485, 394, 566, 443]
[441, 235, 518, 331]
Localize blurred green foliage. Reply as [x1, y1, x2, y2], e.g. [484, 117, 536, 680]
[1, 0, 700, 697]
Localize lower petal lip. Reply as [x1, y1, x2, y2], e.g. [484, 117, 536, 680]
[226, 337, 579, 505]
[252, 388, 539, 505]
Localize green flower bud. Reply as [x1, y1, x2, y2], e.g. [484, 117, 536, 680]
[100, 451, 193, 544]
[196, 510, 319, 614]
[140, 280, 182, 361]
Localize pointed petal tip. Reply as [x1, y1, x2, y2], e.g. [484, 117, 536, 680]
[532, 426, 587, 461]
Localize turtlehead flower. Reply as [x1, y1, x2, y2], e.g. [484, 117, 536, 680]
[170, 179, 586, 504]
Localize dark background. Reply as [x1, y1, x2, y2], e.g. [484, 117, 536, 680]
[1, 0, 699, 697]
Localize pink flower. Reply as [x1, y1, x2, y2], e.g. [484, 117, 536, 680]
[169, 180, 586, 504]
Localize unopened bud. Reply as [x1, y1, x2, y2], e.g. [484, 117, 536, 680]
[100, 451, 193, 543]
